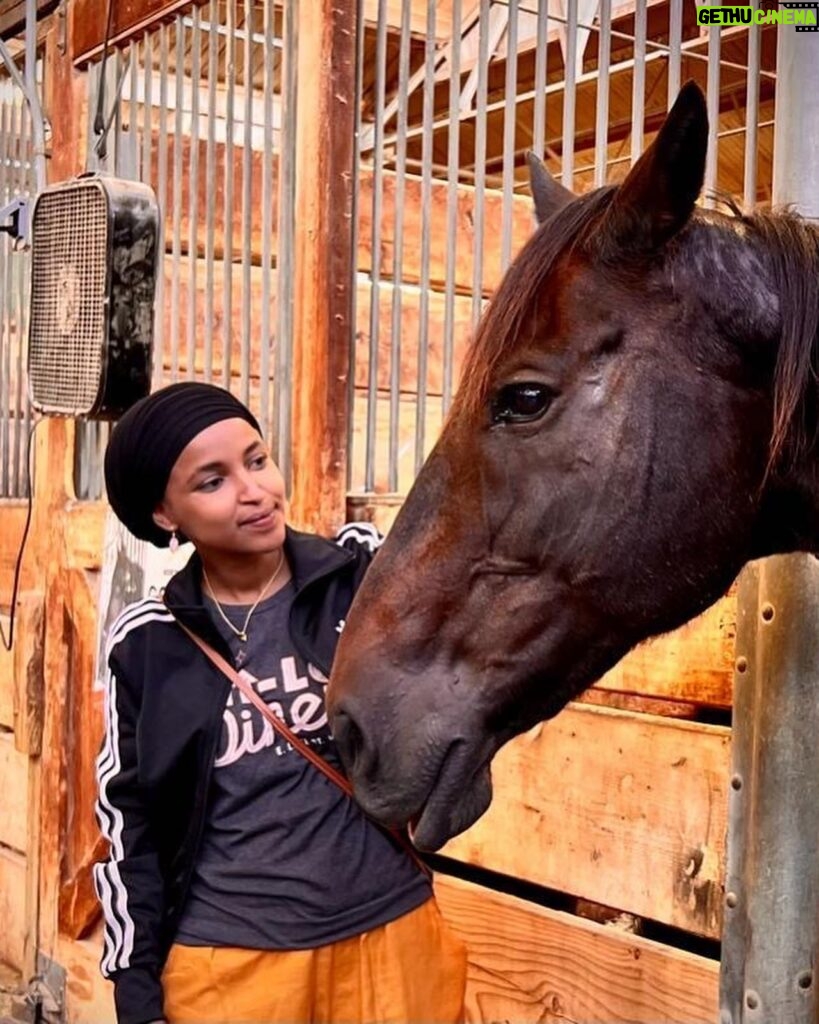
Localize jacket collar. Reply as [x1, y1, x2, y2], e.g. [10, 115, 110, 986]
[162, 526, 354, 641]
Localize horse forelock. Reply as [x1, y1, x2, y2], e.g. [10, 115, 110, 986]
[454, 187, 617, 419]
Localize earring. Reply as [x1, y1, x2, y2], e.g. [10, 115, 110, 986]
[169, 530, 180, 553]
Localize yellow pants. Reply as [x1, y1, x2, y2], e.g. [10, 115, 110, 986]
[162, 897, 467, 1023]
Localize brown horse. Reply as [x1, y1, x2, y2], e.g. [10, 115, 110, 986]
[327, 82, 819, 851]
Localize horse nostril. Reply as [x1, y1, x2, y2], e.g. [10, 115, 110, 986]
[331, 706, 378, 780]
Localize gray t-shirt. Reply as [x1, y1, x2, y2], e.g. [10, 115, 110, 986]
[174, 581, 430, 950]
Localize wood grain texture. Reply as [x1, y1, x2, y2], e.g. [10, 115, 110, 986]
[0, 504, 37, 607]
[0, 619, 13, 729]
[288, 0, 357, 533]
[58, 569, 106, 939]
[58, 924, 116, 1024]
[0, 732, 27, 852]
[596, 590, 736, 710]
[443, 703, 730, 939]
[0, 846, 26, 969]
[12, 592, 44, 755]
[434, 875, 720, 1024]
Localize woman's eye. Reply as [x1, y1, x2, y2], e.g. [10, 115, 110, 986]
[491, 383, 555, 425]
[197, 477, 222, 492]
[250, 454, 268, 470]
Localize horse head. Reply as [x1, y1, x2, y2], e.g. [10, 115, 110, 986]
[327, 81, 819, 850]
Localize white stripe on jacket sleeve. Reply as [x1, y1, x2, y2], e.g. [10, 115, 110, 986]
[94, 600, 174, 975]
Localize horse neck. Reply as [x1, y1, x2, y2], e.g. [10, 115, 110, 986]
[685, 210, 819, 557]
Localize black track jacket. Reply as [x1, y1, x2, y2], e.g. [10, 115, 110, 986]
[94, 524, 383, 1024]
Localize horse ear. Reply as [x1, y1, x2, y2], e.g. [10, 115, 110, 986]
[602, 80, 708, 252]
[526, 151, 574, 224]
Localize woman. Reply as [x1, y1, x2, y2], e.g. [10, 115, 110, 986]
[96, 382, 467, 1024]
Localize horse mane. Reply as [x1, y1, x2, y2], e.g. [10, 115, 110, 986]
[455, 187, 616, 418]
[456, 186, 819, 471]
[738, 206, 819, 470]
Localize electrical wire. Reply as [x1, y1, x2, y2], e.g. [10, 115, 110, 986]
[1, 417, 40, 652]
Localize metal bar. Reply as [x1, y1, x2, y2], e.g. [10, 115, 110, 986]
[222, 0, 237, 388]
[204, 0, 218, 383]
[501, 0, 519, 271]
[0, 102, 10, 495]
[347, 0, 365, 492]
[470, 0, 490, 331]
[240, 0, 253, 406]
[594, 0, 611, 189]
[141, 31, 152, 185]
[364, 0, 388, 493]
[743, 2, 760, 208]
[112, 47, 123, 174]
[0, 8, 45, 190]
[170, 18, 184, 380]
[155, 22, 170, 387]
[128, 39, 138, 175]
[630, 0, 645, 165]
[532, 0, 548, 160]
[375, 24, 772, 155]
[721, 560, 819, 1023]
[180, 13, 284, 48]
[387, 0, 412, 493]
[415, 0, 436, 476]
[561, 0, 577, 188]
[442, 0, 462, 418]
[187, 9, 201, 382]
[667, 0, 682, 108]
[274, 0, 297, 486]
[259, 0, 274, 438]
[359, 29, 454, 153]
[12, 102, 27, 495]
[704, 24, 720, 206]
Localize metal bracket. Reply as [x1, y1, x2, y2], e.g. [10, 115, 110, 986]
[25, 954, 65, 1024]
[0, 197, 30, 248]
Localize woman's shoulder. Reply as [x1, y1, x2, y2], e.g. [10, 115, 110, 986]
[333, 521, 383, 555]
[105, 596, 176, 659]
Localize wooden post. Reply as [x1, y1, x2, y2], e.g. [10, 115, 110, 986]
[288, 0, 357, 534]
[32, 10, 86, 986]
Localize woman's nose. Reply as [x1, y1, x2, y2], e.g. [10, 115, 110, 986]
[236, 470, 265, 500]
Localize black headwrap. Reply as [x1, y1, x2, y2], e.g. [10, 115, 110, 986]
[104, 382, 262, 546]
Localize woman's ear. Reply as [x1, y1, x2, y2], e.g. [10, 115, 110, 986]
[152, 504, 176, 533]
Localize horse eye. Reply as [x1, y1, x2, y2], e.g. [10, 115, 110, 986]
[491, 383, 555, 424]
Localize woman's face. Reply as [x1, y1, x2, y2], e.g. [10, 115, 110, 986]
[153, 417, 286, 555]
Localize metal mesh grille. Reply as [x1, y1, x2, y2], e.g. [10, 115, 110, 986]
[28, 182, 109, 414]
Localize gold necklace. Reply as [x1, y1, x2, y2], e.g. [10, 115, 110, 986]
[203, 550, 285, 643]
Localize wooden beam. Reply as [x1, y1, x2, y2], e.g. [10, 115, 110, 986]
[0, 732, 28, 853]
[35, 16, 87, 975]
[58, 569, 106, 937]
[434, 875, 720, 1023]
[0, 0, 57, 42]
[0, 846, 26, 970]
[595, 590, 735, 710]
[57, 924, 115, 1022]
[443, 703, 730, 939]
[71, 0, 208, 65]
[64, 502, 107, 572]
[0, 504, 36, 607]
[12, 591, 44, 755]
[289, 0, 357, 533]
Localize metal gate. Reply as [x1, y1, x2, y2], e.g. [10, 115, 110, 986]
[350, 0, 774, 505]
[76, 0, 297, 499]
[0, 48, 38, 498]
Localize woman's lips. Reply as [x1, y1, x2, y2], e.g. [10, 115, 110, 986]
[239, 510, 277, 531]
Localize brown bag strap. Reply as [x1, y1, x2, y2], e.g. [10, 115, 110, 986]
[173, 618, 431, 877]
